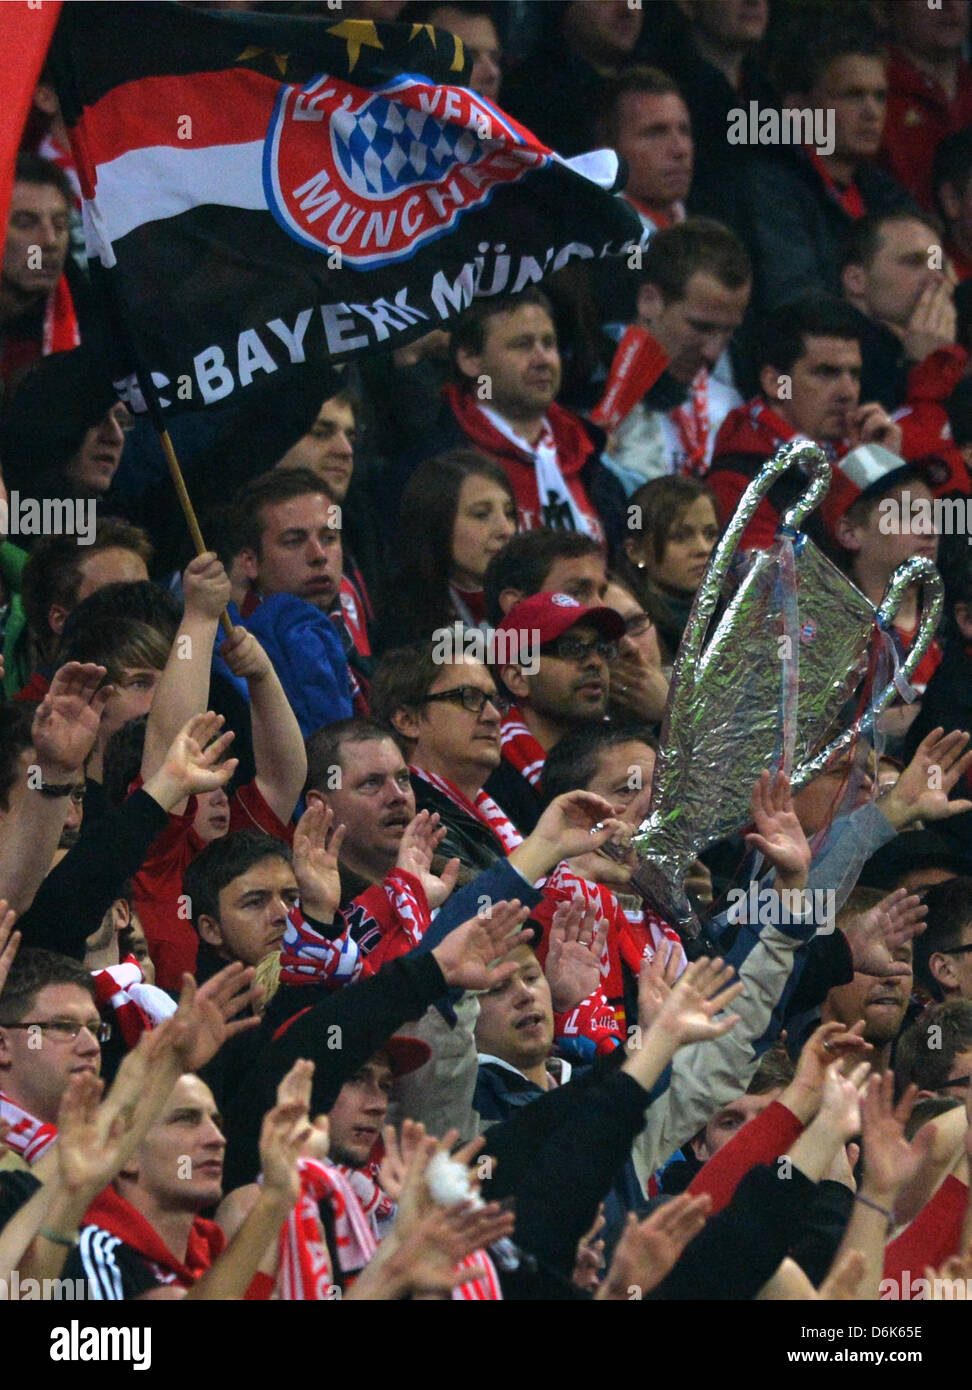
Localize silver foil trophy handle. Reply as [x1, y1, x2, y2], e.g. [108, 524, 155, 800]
[796, 555, 944, 783]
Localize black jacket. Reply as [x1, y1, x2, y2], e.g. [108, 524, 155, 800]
[739, 150, 916, 320]
[411, 774, 506, 875]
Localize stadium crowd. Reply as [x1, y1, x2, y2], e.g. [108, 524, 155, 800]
[5, 0, 972, 1305]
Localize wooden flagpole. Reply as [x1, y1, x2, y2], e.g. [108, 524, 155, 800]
[157, 426, 235, 638]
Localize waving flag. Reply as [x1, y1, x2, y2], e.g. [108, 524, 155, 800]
[48, 2, 642, 417]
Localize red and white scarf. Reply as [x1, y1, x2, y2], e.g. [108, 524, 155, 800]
[90, 957, 177, 1049]
[0, 1091, 58, 1164]
[671, 368, 712, 478]
[499, 705, 548, 790]
[410, 765, 523, 853]
[279, 904, 367, 989]
[278, 871, 432, 988]
[277, 1157, 501, 1300]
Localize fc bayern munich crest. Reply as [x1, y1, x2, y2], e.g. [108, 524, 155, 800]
[263, 74, 549, 267]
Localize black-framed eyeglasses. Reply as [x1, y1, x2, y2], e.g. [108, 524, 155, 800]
[3, 1019, 111, 1043]
[422, 686, 510, 716]
[936, 1075, 971, 1092]
[542, 636, 619, 663]
[940, 945, 972, 956]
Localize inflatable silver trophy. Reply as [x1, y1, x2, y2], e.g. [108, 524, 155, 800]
[629, 439, 943, 937]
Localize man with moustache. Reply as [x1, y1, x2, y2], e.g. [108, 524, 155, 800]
[484, 593, 626, 836]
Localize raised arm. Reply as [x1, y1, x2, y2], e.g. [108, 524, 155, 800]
[0, 663, 111, 914]
[141, 553, 230, 789]
[219, 625, 306, 824]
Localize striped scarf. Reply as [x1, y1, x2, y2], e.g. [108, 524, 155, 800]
[499, 705, 547, 790]
[278, 904, 367, 989]
[410, 765, 523, 853]
[0, 1091, 58, 1164]
[90, 957, 177, 1049]
[277, 1157, 502, 1300]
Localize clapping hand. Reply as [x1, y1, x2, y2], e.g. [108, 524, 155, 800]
[396, 810, 460, 908]
[0, 903, 20, 997]
[843, 888, 927, 979]
[293, 802, 346, 922]
[595, 1193, 712, 1299]
[744, 770, 812, 889]
[544, 897, 609, 1013]
[32, 662, 112, 781]
[879, 728, 972, 829]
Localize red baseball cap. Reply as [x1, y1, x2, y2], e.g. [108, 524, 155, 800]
[496, 591, 626, 647]
[380, 1036, 432, 1078]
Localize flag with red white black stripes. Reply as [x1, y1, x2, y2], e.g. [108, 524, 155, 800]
[48, 2, 642, 417]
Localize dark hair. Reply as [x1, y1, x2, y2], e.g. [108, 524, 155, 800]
[404, 0, 499, 23]
[182, 829, 292, 931]
[21, 519, 154, 660]
[755, 293, 864, 376]
[448, 287, 554, 382]
[936, 528, 972, 643]
[914, 876, 972, 997]
[388, 449, 516, 640]
[934, 127, 972, 217]
[0, 702, 37, 813]
[613, 476, 717, 659]
[483, 528, 602, 624]
[0, 948, 95, 1022]
[57, 579, 180, 649]
[13, 151, 73, 210]
[370, 641, 445, 731]
[227, 467, 339, 557]
[946, 375, 972, 448]
[599, 64, 685, 146]
[55, 613, 173, 684]
[841, 209, 942, 272]
[304, 717, 400, 796]
[638, 218, 751, 302]
[102, 716, 148, 806]
[773, 14, 882, 96]
[542, 720, 658, 803]
[894, 999, 972, 1092]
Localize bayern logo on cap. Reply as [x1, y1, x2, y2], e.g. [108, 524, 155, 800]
[551, 593, 581, 607]
[264, 74, 547, 267]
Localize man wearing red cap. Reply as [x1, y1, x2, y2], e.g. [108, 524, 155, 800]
[484, 592, 626, 835]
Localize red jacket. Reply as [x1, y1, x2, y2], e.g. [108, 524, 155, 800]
[881, 48, 972, 212]
[133, 779, 292, 992]
[706, 398, 833, 549]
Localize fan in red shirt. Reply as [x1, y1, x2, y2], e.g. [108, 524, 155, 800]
[881, 1, 972, 214]
[708, 293, 903, 550]
[131, 553, 307, 991]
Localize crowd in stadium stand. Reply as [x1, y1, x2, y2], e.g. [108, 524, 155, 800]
[4, 0, 972, 1305]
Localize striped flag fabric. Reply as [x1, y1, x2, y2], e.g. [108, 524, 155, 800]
[48, 2, 642, 417]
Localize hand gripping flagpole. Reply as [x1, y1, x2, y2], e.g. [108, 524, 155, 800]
[156, 426, 235, 638]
